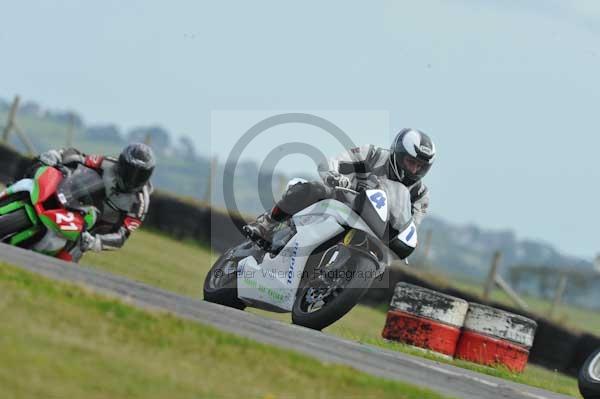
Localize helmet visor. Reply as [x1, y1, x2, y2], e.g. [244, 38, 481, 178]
[400, 154, 431, 180]
[119, 163, 153, 192]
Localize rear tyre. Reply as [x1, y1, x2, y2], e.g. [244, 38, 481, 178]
[292, 250, 377, 331]
[0, 208, 32, 241]
[203, 246, 247, 310]
[579, 349, 600, 399]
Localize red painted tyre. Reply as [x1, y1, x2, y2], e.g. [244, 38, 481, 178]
[382, 283, 469, 356]
[455, 303, 537, 372]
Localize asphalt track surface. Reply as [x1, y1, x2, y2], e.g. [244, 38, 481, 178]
[0, 243, 575, 399]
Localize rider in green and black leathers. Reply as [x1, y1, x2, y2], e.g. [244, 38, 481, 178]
[34, 143, 155, 261]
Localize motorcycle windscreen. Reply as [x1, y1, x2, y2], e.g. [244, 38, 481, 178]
[56, 165, 105, 211]
[384, 181, 412, 229]
[356, 180, 413, 241]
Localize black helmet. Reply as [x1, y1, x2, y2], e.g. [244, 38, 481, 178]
[116, 143, 156, 192]
[389, 128, 436, 184]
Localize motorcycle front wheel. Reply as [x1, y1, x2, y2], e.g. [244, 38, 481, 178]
[292, 246, 378, 331]
[203, 242, 252, 310]
[579, 348, 600, 399]
[0, 208, 32, 242]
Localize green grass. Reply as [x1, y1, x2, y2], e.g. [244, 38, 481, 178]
[0, 262, 452, 399]
[84, 230, 212, 299]
[81, 230, 582, 397]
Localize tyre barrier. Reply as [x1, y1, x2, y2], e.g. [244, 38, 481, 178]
[455, 303, 537, 372]
[382, 283, 469, 356]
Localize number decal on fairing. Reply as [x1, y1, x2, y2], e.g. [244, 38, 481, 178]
[369, 192, 386, 209]
[56, 212, 79, 231]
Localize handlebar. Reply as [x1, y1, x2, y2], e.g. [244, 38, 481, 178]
[334, 186, 359, 195]
[55, 164, 72, 178]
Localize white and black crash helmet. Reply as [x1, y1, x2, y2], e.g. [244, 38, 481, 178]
[389, 128, 436, 183]
[116, 143, 156, 192]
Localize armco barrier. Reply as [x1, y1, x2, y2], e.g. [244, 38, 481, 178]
[530, 318, 582, 372]
[0, 144, 597, 376]
[568, 333, 600, 375]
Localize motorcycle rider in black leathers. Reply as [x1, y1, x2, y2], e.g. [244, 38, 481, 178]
[243, 128, 436, 259]
[36, 143, 155, 262]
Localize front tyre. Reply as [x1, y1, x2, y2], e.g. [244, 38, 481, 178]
[579, 348, 600, 399]
[292, 249, 378, 331]
[203, 246, 247, 310]
[0, 208, 32, 242]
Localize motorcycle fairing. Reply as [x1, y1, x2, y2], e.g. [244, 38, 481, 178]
[4, 167, 85, 244]
[237, 198, 387, 312]
[32, 166, 63, 204]
[397, 220, 418, 248]
[0, 180, 41, 245]
[32, 167, 85, 241]
[237, 215, 344, 312]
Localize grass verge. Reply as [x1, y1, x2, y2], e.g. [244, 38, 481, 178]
[83, 230, 582, 397]
[0, 262, 452, 399]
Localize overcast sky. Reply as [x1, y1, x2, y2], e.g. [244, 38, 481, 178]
[1, 1, 600, 258]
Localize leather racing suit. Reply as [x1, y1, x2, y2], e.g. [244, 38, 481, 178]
[37, 147, 152, 262]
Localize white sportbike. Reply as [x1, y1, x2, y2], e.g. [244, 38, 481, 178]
[204, 182, 417, 330]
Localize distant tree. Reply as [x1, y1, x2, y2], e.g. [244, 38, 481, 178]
[84, 124, 124, 144]
[18, 101, 42, 116]
[127, 125, 171, 154]
[44, 110, 84, 129]
[176, 135, 197, 161]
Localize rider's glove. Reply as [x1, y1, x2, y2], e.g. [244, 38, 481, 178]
[80, 232, 102, 252]
[39, 150, 62, 166]
[324, 171, 351, 189]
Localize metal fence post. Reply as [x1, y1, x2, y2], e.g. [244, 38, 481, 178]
[483, 250, 502, 300]
[2, 95, 20, 142]
[548, 274, 568, 319]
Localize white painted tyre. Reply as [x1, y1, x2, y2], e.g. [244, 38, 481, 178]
[463, 303, 537, 348]
[389, 283, 469, 328]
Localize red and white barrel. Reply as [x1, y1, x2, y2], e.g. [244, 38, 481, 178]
[382, 283, 469, 357]
[455, 303, 537, 372]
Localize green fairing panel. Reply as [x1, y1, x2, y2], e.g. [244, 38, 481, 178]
[61, 229, 80, 242]
[23, 204, 39, 225]
[38, 214, 79, 241]
[0, 201, 25, 216]
[31, 166, 48, 204]
[84, 212, 96, 230]
[38, 214, 60, 234]
[9, 226, 40, 246]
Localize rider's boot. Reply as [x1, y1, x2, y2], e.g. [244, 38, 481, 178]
[242, 210, 280, 250]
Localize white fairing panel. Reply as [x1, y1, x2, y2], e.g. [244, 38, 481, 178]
[237, 199, 385, 312]
[237, 214, 344, 311]
[398, 221, 418, 248]
[8, 179, 34, 195]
